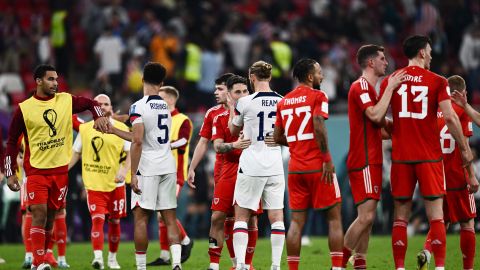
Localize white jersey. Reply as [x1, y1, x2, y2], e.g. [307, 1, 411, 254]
[232, 91, 284, 176]
[129, 95, 176, 176]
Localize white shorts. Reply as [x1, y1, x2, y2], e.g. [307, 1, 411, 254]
[131, 173, 177, 211]
[234, 173, 285, 211]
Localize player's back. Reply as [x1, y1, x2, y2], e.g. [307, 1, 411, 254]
[130, 95, 176, 176]
[235, 91, 283, 176]
[382, 65, 450, 162]
[276, 85, 328, 173]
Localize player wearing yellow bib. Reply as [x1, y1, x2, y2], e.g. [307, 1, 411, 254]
[147, 86, 194, 266]
[69, 94, 130, 270]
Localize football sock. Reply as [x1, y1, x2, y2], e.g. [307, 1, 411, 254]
[31, 226, 46, 266]
[135, 251, 146, 270]
[108, 219, 121, 253]
[55, 213, 67, 257]
[342, 246, 352, 268]
[392, 219, 408, 269]
[225, 217, 236, 263]
[353, 253, 367, 270]
[271, 221, 285, 268]
[24, 213, 32, 254]
[233, 221, 248, 267]
[91, 214, 105, 251]
[287, 256, 300, 270]
[245, 226, 258, 266]
[430, 219, 446, 267]
[460, 227, 475, 270]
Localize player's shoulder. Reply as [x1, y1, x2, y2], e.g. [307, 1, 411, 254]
[213, 110, 229, 123]
[205, 105, 224, 117]
[251, 91, 283, 100]
[351, 77, 371, 92]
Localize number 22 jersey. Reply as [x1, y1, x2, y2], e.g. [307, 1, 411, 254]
[129, 95, 176, 176]
[275, 85, 329, 173]
[380, 66, 451, 163]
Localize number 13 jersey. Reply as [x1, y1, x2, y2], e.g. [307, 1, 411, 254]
[275, 85, 329, 173]
[232, 91, 284, 176]
[129, 95, 176, 176]
[380, 66, 451, 163]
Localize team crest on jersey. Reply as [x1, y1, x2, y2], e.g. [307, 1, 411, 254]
[36, 250, 45, 256]
[28, 192, 35, 200]
[90, 204, 96, 211]
[374, 186, 379, 194]
[213, 198, 219, 205]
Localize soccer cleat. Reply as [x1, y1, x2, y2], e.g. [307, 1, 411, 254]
[92, 257, 105, 269]
[45, 252, 58, 268]
[37, 263, 52, 270]
[21, 258, 32, 269]
[172, 265, 182, 270]
[107, 258, 121, 269]
[416, 250, 431, 270]
[58, 261, 71, 268]
[146, 257, 171, 266]
[181, 239, 194, 263]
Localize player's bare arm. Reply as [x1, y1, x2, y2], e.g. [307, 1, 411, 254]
[213, 137, 251, 153]
[187, 136, 209, 189]
[452, 90, 480, 127]
[115, 150, 130, 183]
[130, 123, 144, 195]
[93, 116, 111, 133]
[439, 100, 473, 166]
[366, 70, 407, 125]
[109, 126, 133, 142]
[68, 151, 81, 170]
[273, 125, 288, 146]
[464, 137, 479, 193]
[313, 115, 335, 184]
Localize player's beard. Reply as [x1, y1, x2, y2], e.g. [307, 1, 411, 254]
[313, 79, 321, 90]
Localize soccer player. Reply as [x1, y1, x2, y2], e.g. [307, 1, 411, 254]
[4, 64, 110, 270]
[343, 45, 406, 269]
[274, 58, 343, 270]
[186, 73, 240, 267]
[69, 94, 130, 269]
[148, 86, 194, 266]
[380, 35, 473, 270]
[128, 62, 182, 270]
[419, 75, 478, 270]
[229, 61, 285, 270]
[209, 75, 256, 270]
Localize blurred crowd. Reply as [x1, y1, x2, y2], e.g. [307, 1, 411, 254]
[2, 0, 480, 242]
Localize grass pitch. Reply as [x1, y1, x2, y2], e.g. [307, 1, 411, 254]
[0, 235, 479, 269]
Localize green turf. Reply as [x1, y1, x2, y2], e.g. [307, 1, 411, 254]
[0, 235, 479, 269]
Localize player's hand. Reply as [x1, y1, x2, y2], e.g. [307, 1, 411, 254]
[187, 169, 196, 189]
[264, 132, 278, 147]
[461, 149, 474, 168]
[468, 175, 479, 193]
[321, 160, 335, 184]
[226, 92, 235, 109]
[0, 172, 4, 183]
[233, 137, 251, 149]
[451, 90, 467, 108]
[387, 70, 407, 90]
[115, 168, 127, 183]
[7, 175, 20, 192]
[131, 175, 142, 194]
[94, 116, 111, 133]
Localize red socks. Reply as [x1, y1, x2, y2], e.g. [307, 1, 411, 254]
[423, 229, 432, 252]
[91, 214, 105, 251]
[23, 213, 32, 253]
[245, 227, 258, 265]
[176, 219, 187, 241]
[353, 253, 367, 270]
[159, 221, 169, 251]
[55, 213, 67, 257]
[392, 219, 408, 269]
[342, 246, 352, 268]
[429, 219, 446, 267]
[224, 218, 235, 260]
[287, 256, 300, 270]
[108, 220, 121, 253]
[330, 251, 344, 268]
[30, 226, 46, 266]
[460, 227, 475, 270]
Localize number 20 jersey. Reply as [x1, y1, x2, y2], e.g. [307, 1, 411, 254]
[232, 91, 283, 176]
[129, 95, 176, 176]
[380, 66, 451, 162]
[275, 85, 329, 173]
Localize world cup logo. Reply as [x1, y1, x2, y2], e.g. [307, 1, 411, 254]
[43, 109, 57, 137]
[91, 136, 104, 162]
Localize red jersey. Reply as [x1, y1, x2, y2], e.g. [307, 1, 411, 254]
[275, 85, 329, 173]
[437, 103, 473, 189]
[380, 66, 450, 163]
[212, 111, 241, 179]
[347, 77, 383, 171]
[199, 105, 227, 181]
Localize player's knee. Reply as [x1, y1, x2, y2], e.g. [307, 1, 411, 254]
[358, 211, 376, 226]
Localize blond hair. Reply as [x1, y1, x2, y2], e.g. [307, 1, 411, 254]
[249, 60, 272, 80]
[159, 86, 180, 100]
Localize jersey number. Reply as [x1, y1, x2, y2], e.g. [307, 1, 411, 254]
[256, 111, 276, 141]
[440, 125, 455, 154]
[157, 114, 169, 144]
[398, 84, 429, 119]
[281, 106, 314, 142]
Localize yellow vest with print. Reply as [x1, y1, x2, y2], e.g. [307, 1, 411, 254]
[19, 93, 73, 169]
[171, 113, 192, 181]
[80, 120, 129, 192]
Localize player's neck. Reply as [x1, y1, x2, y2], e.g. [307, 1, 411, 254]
[254, 81, 271, 92]
[143, 84, 160, 96]
[298, 82, 313, 89]
[361, 71, 379, 88]
[408, 58, 426, 69]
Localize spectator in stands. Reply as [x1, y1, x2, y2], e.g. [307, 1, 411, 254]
[460, 22, 480, 94]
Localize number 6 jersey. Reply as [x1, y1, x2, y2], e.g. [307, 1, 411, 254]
[129, 95, 176, 176]
[380, 66, 451, 163]
[275, 85, 329, 173]
[232, 91, 284, 176]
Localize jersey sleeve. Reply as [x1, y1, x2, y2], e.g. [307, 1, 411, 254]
[212, 116, 226, 141]
[379, 76, 389, 98]
[199, 110, 214, 139]
[129, 102, 143, 125]
[72, 133, 82, 153]
[437, 77, 451, 103]
[275, 101, 284, 128]
[459, 110, 473, 137]
[232, 98, 245, 127]
[352, 83, 375, 111]
[312, 92, 329, 119]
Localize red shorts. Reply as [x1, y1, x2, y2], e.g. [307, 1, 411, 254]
[26, 174, 68, 210]
[443, 188, 476, 223]
[20, 180, 28, 212]
[288, 172, 342, 211]
[391, 162, 445, 199]
[211, 175, 236, 215]
[348, 165, 382, 205]
[86, 185, 127, 219]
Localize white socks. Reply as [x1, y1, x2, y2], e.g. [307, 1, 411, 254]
[135, 252, 146, 270]
[170, 243, 182, 266]
[271, 221, 285, 268]
[233, 221, 249, 268]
